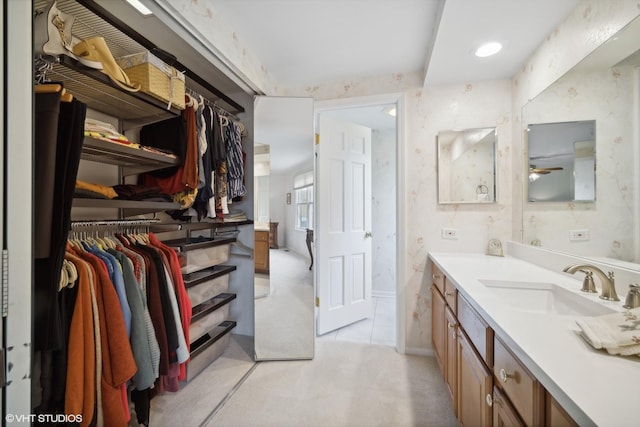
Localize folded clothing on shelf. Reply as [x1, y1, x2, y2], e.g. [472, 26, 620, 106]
[84, 117, 129, 141]
[113, 184, 171, 201]
[575, 308, 640, 356]
[75, 180, 118, 199]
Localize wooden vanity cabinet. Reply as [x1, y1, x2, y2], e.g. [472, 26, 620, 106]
[431, 286, 447, 371]
[493, 337, 544, 427]
[492, 386, 525, 427]
[445, 307, 458, 416]
[545, 393, 578, 427]
[458, 329, 493, 427]
[429, 260, 579, 427]
[431, 263, 458, 414]
[254, 230, 270, 274]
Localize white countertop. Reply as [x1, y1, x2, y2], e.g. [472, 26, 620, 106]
[428, 252, 639, 427]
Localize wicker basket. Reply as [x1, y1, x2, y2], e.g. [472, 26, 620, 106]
[117, 51, 185, 110]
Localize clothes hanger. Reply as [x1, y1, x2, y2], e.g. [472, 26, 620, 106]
[65, 259, 78, 288]
[58, 263, 69, 291]
[34, 83, 74, 102]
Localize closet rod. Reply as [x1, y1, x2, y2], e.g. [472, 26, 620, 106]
[186, 87, 240, 122]
[70, 218, 161, 229]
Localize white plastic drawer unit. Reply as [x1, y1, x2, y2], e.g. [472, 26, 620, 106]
[164, 236, 236, 274]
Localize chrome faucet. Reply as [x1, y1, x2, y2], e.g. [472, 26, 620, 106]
[562, 264, 620, 301]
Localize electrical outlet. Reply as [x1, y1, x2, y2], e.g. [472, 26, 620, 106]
[442, 228, 458, 239]
[569, 229, 590, 241]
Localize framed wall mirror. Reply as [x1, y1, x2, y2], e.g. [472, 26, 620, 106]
[527, 120, 596, 202]
[521, 15, 640, 265]
[253, 96, 315, 360]
[437, 127, 497, 204]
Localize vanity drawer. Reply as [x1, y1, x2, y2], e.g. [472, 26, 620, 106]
[444, 279, 457, 314]
[457, 294, 493, 366]
[432, 263, 446, 294]
[494, 337, 544, 427]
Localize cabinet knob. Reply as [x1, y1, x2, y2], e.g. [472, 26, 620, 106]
[486, 393, 493, 407]
[499, 368, 512, 383]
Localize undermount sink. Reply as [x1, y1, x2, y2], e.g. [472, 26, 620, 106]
[478, 279, 616, 316]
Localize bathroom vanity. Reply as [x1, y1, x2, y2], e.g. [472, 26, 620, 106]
[429, 249, 638, 427]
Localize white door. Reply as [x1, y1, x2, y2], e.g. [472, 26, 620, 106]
[316, 115, 373, 335]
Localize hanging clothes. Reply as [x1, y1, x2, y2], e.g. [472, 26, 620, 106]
[34, 94, 86, 354]
[57, 227, 192, 427]
[224, 118, 247, 200]
[140, 96, 199, 197]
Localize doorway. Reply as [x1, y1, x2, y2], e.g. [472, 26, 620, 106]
[314, 93, 406, 353]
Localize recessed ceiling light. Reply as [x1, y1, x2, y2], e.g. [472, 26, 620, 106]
[475, 42, 502, 58]
[125, 0, 153, 15]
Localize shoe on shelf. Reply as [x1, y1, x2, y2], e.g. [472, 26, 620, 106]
[34, 0, 103, 70]
[72, 36, 141, 93]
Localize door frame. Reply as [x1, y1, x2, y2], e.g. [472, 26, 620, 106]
[314, 93, 407, 354]
[5, 0, 34, 416]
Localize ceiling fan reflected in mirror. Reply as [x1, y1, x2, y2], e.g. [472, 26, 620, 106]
[529, 165, 563, 182]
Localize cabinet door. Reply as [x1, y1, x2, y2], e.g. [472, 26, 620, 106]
[445, 307, 458, 416]
[545, 392, 578, 427]
[493, 386, 525, 427]
[254, 231, 270, 273]
[458, 330, 493, 427]
[431, 286, 446, 372]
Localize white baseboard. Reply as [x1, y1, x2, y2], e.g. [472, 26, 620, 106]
[405, 346, 435, 357]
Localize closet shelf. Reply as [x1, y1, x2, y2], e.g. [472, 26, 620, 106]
[149, 220, 254, 233]
[72, 198, 181, 216]
[190, 320, 236, 359]
[183, 265, 237, 289]
[191, 293, 236, 323]
[81, 136, 180, 175]
[48, 56, 181, 129]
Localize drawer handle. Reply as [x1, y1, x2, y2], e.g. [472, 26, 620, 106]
[499, 368, 512, 383]
[486, 393, 493, 407]
[447, 322, 456, 338]
[432, 274, 441, 280]
[445, 292, 454, 297]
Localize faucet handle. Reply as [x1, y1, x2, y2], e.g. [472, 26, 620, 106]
[581, 271, 597, 293]
[623, 284, 640, 309]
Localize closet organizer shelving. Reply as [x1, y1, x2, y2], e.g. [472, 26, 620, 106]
[42, 0, 253, 390]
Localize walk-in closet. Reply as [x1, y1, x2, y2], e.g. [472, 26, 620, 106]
[29, 0, 256, 424]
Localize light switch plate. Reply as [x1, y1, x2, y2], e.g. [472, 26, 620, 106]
[569, 229, 590, 241]
[442, 228, 458, 239]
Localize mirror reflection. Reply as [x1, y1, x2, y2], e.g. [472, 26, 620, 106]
[522, 16, 640, 264]
[253, 96, 315, 360]
[437, 127, 496, 204]
[527, 120, 595, 202]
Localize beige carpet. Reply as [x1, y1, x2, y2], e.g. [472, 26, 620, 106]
[204, 339, 457, 427]
[254, 248, 314, 360]
[147, 335, 255, 427]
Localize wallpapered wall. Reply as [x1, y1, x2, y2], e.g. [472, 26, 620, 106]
[169, 0, 640, 353]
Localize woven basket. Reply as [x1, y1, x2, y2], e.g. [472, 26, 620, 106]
[117, 51, 185, 110]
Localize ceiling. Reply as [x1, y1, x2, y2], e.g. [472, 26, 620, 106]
[208, 0, 580, 168]
[209, 0, 580, 88]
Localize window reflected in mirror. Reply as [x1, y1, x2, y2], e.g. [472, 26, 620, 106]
[527, 120, 595, 202]
[437, 127, 496, 204]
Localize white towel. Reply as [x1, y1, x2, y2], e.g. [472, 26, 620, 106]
[575, 308, 640, 354]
